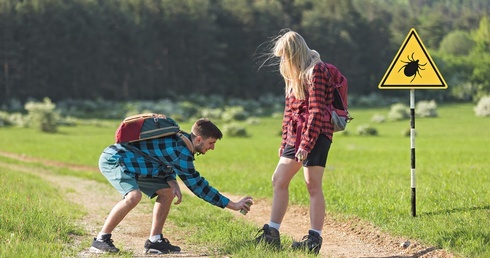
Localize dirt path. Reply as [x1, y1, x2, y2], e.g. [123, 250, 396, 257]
[0, 151, 456, 257]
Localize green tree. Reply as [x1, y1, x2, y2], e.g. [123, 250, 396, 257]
[301, 0, 393, 95]
[439, 30, 475, 56]
[470, 16, 490, 100]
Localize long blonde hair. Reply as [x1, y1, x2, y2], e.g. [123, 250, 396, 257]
[273, 31, 321, 100]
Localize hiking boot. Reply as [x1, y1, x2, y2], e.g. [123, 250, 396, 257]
[292, 230, 323, 254]
[89, 234, 120, 253]
[144, 234, 181, 254]
[255, 224, 281, 248]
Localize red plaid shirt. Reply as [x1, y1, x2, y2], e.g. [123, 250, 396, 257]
[281, 62, 334, 153]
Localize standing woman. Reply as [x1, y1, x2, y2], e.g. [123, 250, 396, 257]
[256, 30, 335, 254]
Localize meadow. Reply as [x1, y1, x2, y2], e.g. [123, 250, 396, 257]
[0, 103, 488, 257]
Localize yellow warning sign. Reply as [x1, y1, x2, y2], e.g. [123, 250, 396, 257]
[378, 28, 447, 89]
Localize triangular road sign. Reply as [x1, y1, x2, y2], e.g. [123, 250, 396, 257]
[379, 28, 447, 89]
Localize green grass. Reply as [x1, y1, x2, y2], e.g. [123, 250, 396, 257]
[0, 103, 489, 257]
[168, 192, 318, 258]
[199, 103, 490, 257]
[0, 166, 84, 258]
[0, 122, 118, 166]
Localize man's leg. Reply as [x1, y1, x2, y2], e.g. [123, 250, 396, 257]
[149, 188, 174, 236]
[101, 190, 142, 234]
[90, 189, 141, 253]
[92, 150, 143, 253]
[144, 187, 181, 254]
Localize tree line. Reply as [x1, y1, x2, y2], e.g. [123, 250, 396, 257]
[1, 0, 489, 105]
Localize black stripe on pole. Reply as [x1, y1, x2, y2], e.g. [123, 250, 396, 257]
[410, 109, 415, 128]
[411, 186, 416, 217]
[411, 148, 416, 217]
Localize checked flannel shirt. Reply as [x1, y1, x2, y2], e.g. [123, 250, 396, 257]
[102, 132, 230, 208]
[281, 62, 335, 153]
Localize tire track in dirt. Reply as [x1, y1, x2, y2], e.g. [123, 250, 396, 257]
[0, 151, 456, 257]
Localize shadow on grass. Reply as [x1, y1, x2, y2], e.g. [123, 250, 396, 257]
[420, 205, 490, 216]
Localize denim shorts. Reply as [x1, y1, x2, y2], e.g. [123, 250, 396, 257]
[282, 134, 332, 167]
[98, 151, 170, 199]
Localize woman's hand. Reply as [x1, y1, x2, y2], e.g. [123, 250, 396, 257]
[295, 148, 308, 162]
[168, 180, 182, 205]
[278, 147, 284, 157]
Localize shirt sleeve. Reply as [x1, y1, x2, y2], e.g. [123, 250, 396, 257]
[300, 64, 330, 152]
[281, 95, 292, 149]
[173, 153, 230, 208]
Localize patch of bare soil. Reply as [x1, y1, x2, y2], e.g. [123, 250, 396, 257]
[0, 151, 457, 257]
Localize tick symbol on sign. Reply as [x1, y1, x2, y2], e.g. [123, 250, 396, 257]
[398, 52, 427, 82]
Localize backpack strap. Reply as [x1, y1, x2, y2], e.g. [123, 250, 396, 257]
[176, 132, 195, 154]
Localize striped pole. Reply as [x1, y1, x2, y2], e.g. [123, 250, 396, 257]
[410, 89, 416, 217]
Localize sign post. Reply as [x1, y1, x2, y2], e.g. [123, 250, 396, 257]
[378, 28, 447, 217]
[410, 89, 416, 216]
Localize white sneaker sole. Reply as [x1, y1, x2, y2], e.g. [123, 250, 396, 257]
[145, 248, 170, 254]
[89, 246, 119, 253]
[89, 246, 106, 253]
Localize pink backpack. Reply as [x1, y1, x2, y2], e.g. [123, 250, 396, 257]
[295, 63, 354, 150]
[325, 63, 353, 132]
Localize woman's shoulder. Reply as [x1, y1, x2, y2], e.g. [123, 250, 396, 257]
[313, 61, 329, 72]
[311, 62, 330, 79]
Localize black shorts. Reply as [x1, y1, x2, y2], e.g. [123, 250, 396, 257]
[282, 134, 331, 167]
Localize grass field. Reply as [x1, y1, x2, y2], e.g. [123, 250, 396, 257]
[0, 103, 489, 257]
[0, 165, 84, 257]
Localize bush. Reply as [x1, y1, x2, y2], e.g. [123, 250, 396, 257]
[221, 106, 249, 122]
[8, 113, 28, 127]
[0, 111, 11, 127]
[371, 114, 386, 123]
[200, 108, 223, 120]
[357, 124, 378, 136]
[57, 98, 126, 119]
[474, 96, 490, 117]
[272, 112, 283, 118]
[356, 93, 390, 107]
[387, 103, 410, 121]
[439, 30, 475, 56]
[57, 116, 79, 126]
[416, 100, 438, 117]
[223, 123, 248, 137]
[246, 117, 261, 125]
[177, 101, 200, 120]
[24, 98, 60, 133]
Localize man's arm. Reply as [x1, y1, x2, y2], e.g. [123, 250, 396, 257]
[174, 154, 230, 208]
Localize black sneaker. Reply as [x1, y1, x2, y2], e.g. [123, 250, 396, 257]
[255, 224, 281, 248]
[292, 230, 323, 254]
[144, 234, 181, 254]
[89, 234, 120, 253]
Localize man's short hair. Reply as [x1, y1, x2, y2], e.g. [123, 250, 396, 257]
[191, 118, 223, 140]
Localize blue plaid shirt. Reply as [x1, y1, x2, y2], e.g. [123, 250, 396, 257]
[102, 133, 230, 208]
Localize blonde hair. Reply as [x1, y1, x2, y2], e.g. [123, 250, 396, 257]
[273, 31, 322, 100]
